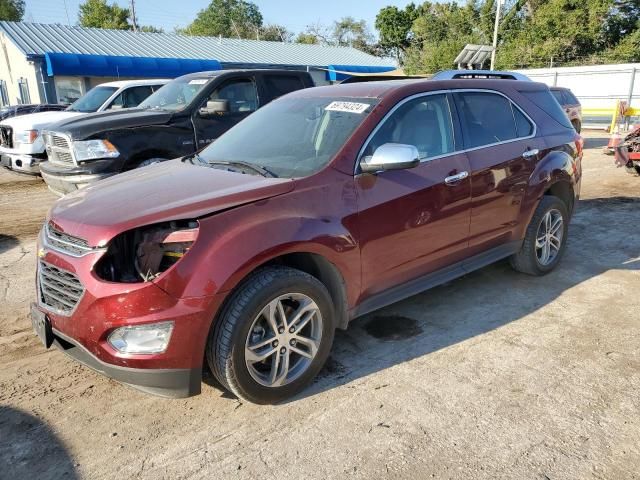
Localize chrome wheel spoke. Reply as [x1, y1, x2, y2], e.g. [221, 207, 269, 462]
[549, 234, 562, 250]
[535, 209, 564, 266]
[550, 216, 563, 235]
[293, 334, 319, 358]
[272, 351, 290, 386]
[290, 345, 313, 359]
[264, 299, 283, 335]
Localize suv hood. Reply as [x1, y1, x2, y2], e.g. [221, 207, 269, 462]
[49, 159, 295, 246]
[51, 108, 173, 140]
[1, 110, 83, 131]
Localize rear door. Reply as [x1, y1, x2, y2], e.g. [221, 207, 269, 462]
[192, 75, 259, 148]
[356, 92, 472, 298]
[452, 90, 543, 254]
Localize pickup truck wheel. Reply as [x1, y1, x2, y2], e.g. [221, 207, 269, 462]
[136, 158, 166, 168]
[510, 196, 569, 276]
[207, 266, 335, 404]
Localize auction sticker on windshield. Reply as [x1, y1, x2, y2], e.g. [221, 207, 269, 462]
[325, 101, 370, 114]
[189, 79, 208, 85]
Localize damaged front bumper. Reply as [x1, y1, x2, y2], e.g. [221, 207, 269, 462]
[40, 160, 115, 196]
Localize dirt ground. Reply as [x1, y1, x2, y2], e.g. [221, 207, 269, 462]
[1, 133, 639, 480]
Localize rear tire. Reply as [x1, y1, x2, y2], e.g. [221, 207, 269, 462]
[510, 196, 569, 276]
[207, 266, 335, 404]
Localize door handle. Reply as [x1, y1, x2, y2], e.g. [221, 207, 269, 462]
[444, 171, 469, 185]
[522, 149, 539, 160]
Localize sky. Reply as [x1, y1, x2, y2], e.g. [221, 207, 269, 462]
[25, 0, 415, 36]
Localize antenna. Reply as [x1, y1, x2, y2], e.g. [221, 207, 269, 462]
[62, 0, 71, 26]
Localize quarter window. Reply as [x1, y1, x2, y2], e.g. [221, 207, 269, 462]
[263, 74, 305, 100]
[362, 94, 455, 161]
[513, 105, 534, 137]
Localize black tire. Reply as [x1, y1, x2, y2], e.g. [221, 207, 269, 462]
[510, 196, 569, 276]
[207, 266, 335, 404]
[572, 119, 581, 133]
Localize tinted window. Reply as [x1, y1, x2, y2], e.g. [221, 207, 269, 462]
[551, 89, 565, 105]
[68, 86, 118, 112]
[108, 86, 154, 109]
[209, 78, 258, 113]
[453, 92, 517, 148]
[362, 94, 454, 160]
[263, 75, 305, 99]
[139, 77, 209, 112]
[520, 89, 573, 129]
[565, 90, 580, 105]
[513, 105, 534, 137]
[200, 97, 377, 178]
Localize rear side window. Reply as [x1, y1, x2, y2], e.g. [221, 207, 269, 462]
[263, 75, 305, 100]
[520, 89, 573, 129]
[551, 89, 565, 105]
[453, 92, 518, 149]
[565, 90, 580, 105]
[362, 93, 454, 160]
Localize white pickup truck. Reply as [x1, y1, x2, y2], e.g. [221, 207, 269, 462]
[0, 79, 168, 174]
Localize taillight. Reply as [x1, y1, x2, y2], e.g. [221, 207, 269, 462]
[574, 133, 584, 157]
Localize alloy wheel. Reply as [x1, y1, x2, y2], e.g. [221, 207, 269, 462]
[244, 293, 323, 388]
[535, 209, 564, 266]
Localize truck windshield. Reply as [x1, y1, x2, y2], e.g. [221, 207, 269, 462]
[139, 77, 210, 112]
[199, 96, 378, 178]
[67, 86, 118, 112]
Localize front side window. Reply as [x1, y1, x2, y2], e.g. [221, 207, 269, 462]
[208, 78, 258, 113]
[454, 92, 519, 149]
[68, 86, 117, 112]
[199, 96, 378, 178]
[362, 93, 454, 161]
[108, 86, 154, 109]
[139, 77, 210, 112]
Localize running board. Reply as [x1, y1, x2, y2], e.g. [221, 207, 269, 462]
[351, 241, 522, 320]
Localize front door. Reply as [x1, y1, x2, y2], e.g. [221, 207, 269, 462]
[192, 76, 259, 149]
[356, 93, 472, 298]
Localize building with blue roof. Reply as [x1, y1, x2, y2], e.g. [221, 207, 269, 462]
[0, 21, 395, 106]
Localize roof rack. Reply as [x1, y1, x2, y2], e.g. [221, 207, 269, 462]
[432, 70, 531, 81]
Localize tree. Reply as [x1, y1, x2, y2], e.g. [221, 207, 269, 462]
[0, 0, 24, 21]
[78, 0, 130, 30]
[295, 17, 377, 53]
[183, 0, 263, 38]
[295, 32, 319, 44]
[375, 4, 419, 61]
[140, 25, 164, 33]
[259, 24, 292, 42]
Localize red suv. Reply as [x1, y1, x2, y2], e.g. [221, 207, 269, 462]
[32, 79, 582, 403]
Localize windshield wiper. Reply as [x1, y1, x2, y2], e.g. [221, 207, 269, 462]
[207, 160, 277, 178]
[182, 152, 207, 165]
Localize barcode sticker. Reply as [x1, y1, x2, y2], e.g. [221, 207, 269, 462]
[325, 101, 370, 114]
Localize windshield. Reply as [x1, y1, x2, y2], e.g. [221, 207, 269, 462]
[139, 77, 210, 112]
[67, 86, 118, 112]
[199, 97, 378, 178]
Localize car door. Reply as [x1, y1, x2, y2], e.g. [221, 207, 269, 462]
[452, 90, 542, 255]
[192, 76, 258, 149]
[355, 92, 472, 298]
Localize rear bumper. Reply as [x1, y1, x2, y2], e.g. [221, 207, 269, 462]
[52, 327, 202, 398]
[0, 152, 43, 174]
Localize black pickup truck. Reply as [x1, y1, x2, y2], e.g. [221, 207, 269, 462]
[40, 69, 314, 196]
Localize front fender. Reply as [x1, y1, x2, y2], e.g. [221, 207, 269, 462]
[153, 174, 361, 307]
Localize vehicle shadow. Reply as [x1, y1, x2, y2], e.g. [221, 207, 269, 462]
[0, 406, 79, 479]
[0, 234, 19, 254]
[583, 134, 609, 149]
[290, 195, 640, 401]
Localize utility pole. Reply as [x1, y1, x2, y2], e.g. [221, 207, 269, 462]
[490, 0, 502, 70]
[130, 0, 138, 32]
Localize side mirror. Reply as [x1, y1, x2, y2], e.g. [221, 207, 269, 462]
[199, 99, 229, 117]
[360, 143, 420, 173]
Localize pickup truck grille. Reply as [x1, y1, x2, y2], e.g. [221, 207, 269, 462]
[0, 125, 12, 148]
[44, 132, 75, 167]
[38, 261, 84, 315]
[45, 222, 93, 257]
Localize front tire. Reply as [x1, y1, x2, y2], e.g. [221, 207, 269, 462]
[207, 266, 335, 404]
[510, 196, 569, 276]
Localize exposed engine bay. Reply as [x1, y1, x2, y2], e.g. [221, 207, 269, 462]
[95, 220, 199, 283]
[611, 125, 640, 175]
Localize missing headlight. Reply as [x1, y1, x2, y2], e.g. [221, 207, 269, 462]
[95, 220, 199, 283]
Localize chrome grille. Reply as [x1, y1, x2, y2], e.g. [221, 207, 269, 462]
[44, 132, 75, 167]
[0, 125, 12, 148]
[45, 223, 93, 257]
[38, 261, 84, 315]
